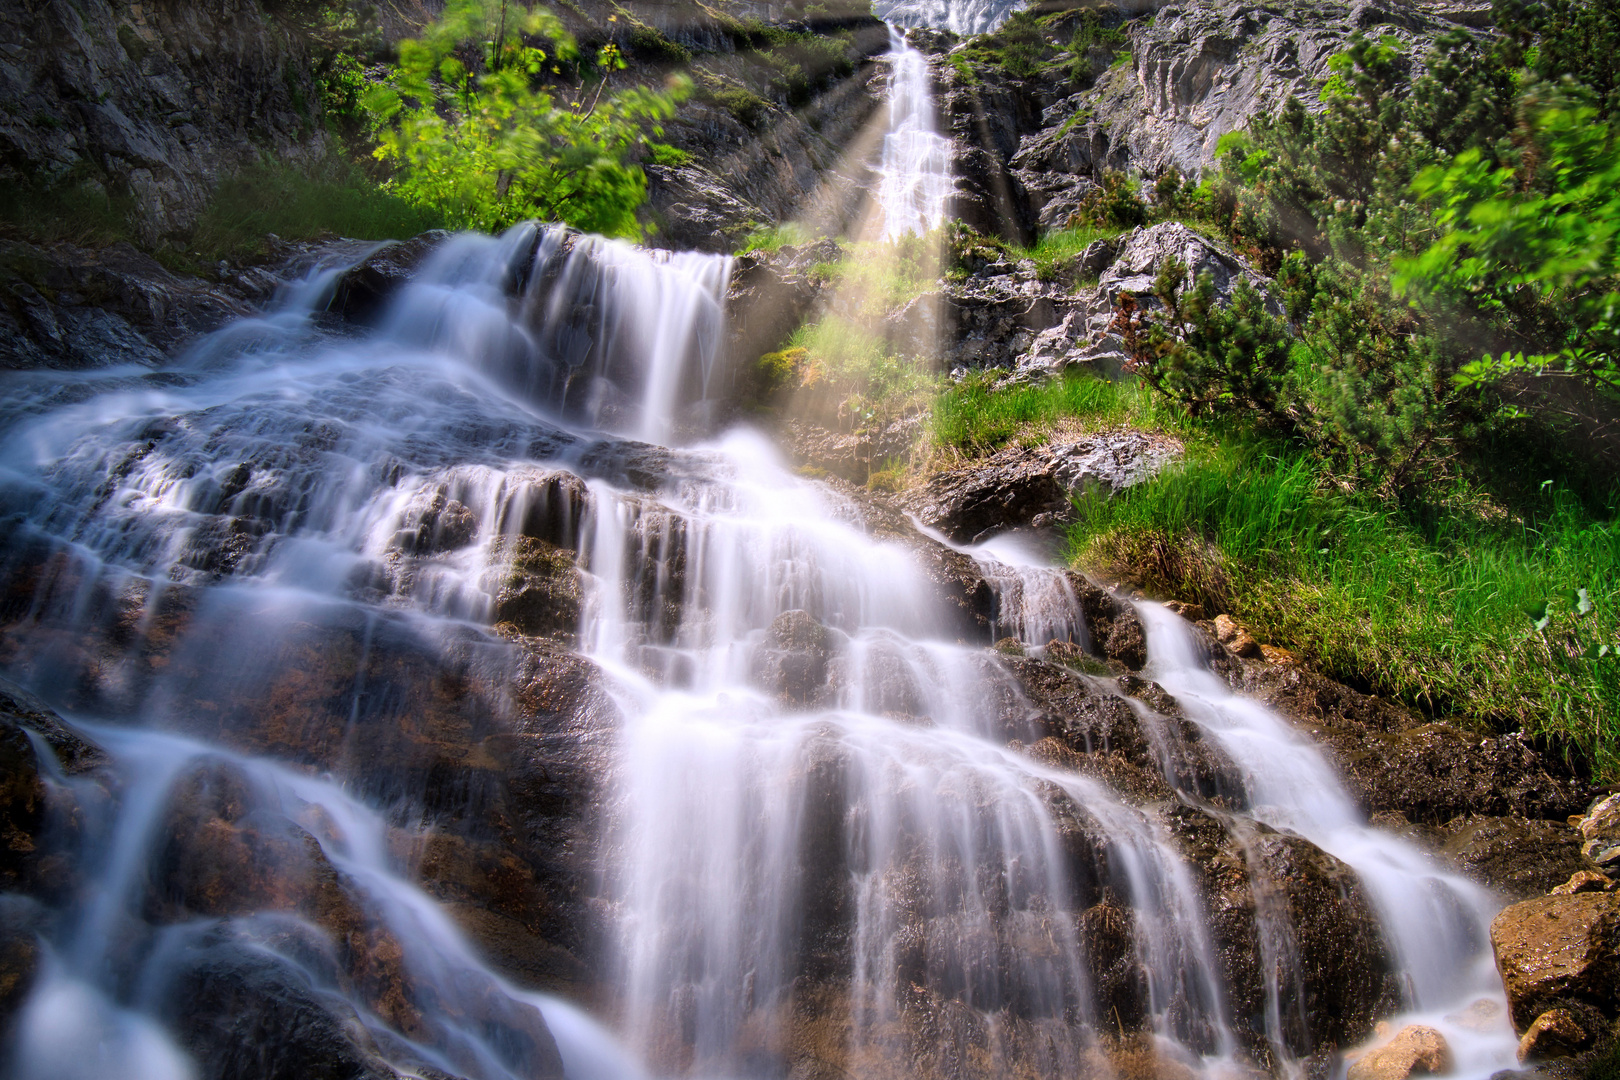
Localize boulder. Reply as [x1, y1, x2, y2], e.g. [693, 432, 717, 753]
[1346, 1025, 1454, 1080]
[1212, 614, 1261, 659]
[751, 609, 837, 707]
[1515, 1008, 1590, 1062]
[901, 431, 1180, 543]
[1552, 871, 1614, 896]
[1576, 793, 1620, 878]
[1223, 661, 1597, 825]
[487, 536, 584, 641]
[330, 232, 452, 325]
[1097, 223, 1281, 314]
[1490, 892, 1620, 1031]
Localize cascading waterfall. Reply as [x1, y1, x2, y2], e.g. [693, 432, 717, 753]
[874, 0, 1024, 39]
[875, 25, 954, 240]
[0, 31, 1523, 1079]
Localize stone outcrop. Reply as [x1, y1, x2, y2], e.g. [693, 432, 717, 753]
[1490, 891, 1620, 1031]
[900, 430, 1182, 542]
[0, 0, 327, 243]
[1345, 1025, 1453, 1080]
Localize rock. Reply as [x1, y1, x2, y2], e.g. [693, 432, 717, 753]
[1516, 1008, 1589, 1062]
[1098, 223, 1279, 314]
[901, 430, 1180, 543]
[1490, 892, 1620, 1031]
[330, 232, 452, 325]
[1223, 662, 1597, 825]
[0, 239, 256, 367]
[1346, 1025, 1454, 1080]
[752, 610, 837, 706]
[1444, 997, 1506, 1033]
[1068, 573, 1148, 672]
[1212, 614, 1261, 659]
[1551, 871, 1614, 896]
[1160, 806, 1402, 1057]
[0, 1, 327, 242]
[1577, 794, 1620, 879]
[784, 416, 923, 485]
[1077, 238, 1117, 278]
[1440, 816, 1596, 902]
[0, 679, 105, 898]
[487, 537, 584, 641]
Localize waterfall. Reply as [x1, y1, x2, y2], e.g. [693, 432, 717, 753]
[0, 151, 1519, 1080]
[876, 25, 954, 240]
[874, 0, 1025, 38]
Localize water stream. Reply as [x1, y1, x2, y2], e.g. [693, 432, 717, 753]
[0, 23, 1520, 1080]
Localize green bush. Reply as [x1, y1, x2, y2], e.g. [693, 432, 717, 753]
[364, 0, 688, 238]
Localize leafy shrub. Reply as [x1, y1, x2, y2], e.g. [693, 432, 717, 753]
[1076, 171, 1148, 229]
[365, 0, 689, 238]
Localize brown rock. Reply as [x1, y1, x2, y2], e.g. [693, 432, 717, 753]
[1440, 816, 1594, 902]
[1516, 1008, 1588, 1061]
[488, 536, 583, 640]
[1551, 870, 1613, 896]
[1490, 892, 1620, 1030]
[1212, 614, 1261, 659]
[1346, 1025, 1454, 1080]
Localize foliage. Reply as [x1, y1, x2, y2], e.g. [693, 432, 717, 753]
[1075, 171, 1148, 230]
[364, 0, 689, 238]
[1396, 96, 1620, 396]
[811, 232, 939, 316]
[931, 369, 1170, 454]
[1073, 420, 1620, 778]
[1020, 223, 1120, 282]
[1114, 259, 1293, 420]
[737, 221, 813, 254]
[785, 317, 936, 426]
[954, 2, 1130, 85]
[706, 83, 770, 128]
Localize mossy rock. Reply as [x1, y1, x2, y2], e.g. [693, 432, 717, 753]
[488, 537, 582, 640]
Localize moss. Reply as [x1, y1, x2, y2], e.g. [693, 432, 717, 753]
[627, 24, 691, 64]
[708, 84, 769, 128]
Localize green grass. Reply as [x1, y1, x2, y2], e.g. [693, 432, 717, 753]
[810, 232, 941, 316]
[788, 316, 937, 424]
[931, 369, 1177, 453]
[1067, 423, 1620, 778]
[1014, 223, 1123, 281]
[190, 157, 448, 263]
[738, 221, 813, 255]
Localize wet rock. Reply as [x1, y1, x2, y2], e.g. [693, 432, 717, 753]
[815, 476, 996, 641]
[901, 431, 1180, 543]
[1440, 816, 1596, 902]
[330, 232, 454, 325]
[1346, 1025, 1454, 1080]
[752, 609, 837, 707]
[1516, 1008, 1589, 1062]
[1225, 662, 1597, 825]
[487, 536, 583, 641]
[0, 895, 44, 1025]
[0, 678, 105, 897]
[160, 938, 406, 1080]
[1490, 892, 1620, 1031]
[1160, 806, 1401, 1057]
[1551, 871, 1614, 896]
[1068, 572, 1148, 672]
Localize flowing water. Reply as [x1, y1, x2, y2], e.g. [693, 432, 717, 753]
[0, 24, 1521, 1080]
[875, 25, 955, 240]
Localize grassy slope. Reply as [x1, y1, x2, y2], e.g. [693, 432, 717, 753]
[930, 371, 1620, 779]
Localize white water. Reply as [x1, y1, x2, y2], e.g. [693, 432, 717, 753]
[1134, 605, 1520, 1075]
[875, 0, 1024, 38]
[876, 26, 954, 240]
[0, 72, 1518, 1080]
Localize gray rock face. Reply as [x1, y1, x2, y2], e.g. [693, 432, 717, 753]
[901, 430, 1182, 543]
[0, 0, 327, 243]
[1070, 0, 1461, 179]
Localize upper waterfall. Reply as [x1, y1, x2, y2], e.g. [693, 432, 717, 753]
[876, 25, 954, 239]
[874, 0, 1025, 36]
